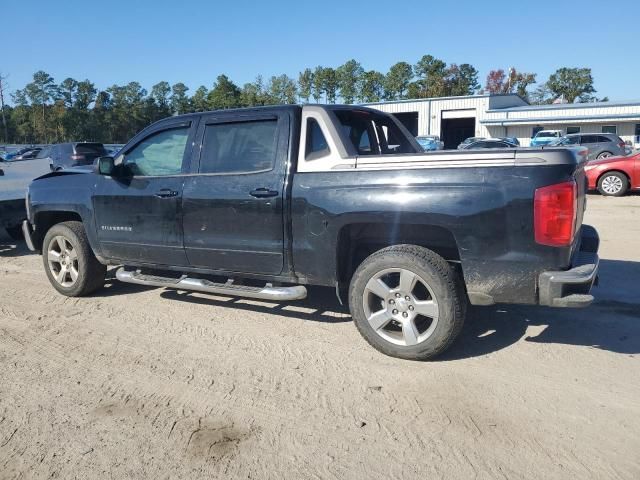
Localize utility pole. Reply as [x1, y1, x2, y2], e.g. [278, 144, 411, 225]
[0, 73, 8, 143]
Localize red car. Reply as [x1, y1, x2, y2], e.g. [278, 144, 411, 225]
[584, 152, 640, 196]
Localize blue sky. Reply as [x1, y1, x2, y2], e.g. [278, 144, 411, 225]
[3, 0, 638, 101]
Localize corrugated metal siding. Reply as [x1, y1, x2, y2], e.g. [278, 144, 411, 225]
[371, 97, 493, 137]
[370, 96, 640, 148]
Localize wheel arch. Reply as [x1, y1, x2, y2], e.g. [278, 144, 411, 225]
[32, 210, 84, 251]
[335, 222, 461, 288]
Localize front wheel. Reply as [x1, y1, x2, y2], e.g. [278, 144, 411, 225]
[348, 245, 466, 360]
[597, 172, 628, 196]
[42, 221, 106, 297]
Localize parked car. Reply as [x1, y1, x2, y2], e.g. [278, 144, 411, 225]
[530, 130, 562, 147]
[3, 146, 41, 161]
[584, 152, 639, 196]
[460, 139, 518, 149]
[457, 137, 485, 149]
[8, 147, 42, 161]
[416, 135, 444, 151]
[0, 157, 51, 238]
[500, 137, 520, 146]
[43, 142, 108, 171]
[23, 105, 599, 361]
[550, 133, 626, 160]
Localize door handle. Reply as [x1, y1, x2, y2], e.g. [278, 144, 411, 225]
[155, 189, 179, 198]
[250, 188, 279, 198]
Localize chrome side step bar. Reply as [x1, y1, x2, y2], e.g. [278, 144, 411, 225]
[115, 268, 307, 301]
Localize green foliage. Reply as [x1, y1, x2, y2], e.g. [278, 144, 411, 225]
[311, 67, 338, 103]
[411, 55, 446, 98]
[207, 75, 241, 109]
[170, 83, 190, 115]
[2, 60, 603, 143]
[298, 68, 313, 103]
[384, 62, 413, 100]
[447, 64, 480, 96]
[267, 74, 297, 105]
[336, 59, 363, 104]
[358, 70, 385, 103]
[191, 86, 209, 112]
[546, 67, 596, 103]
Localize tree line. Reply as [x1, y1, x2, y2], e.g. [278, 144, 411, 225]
[0, 56, 603, 144]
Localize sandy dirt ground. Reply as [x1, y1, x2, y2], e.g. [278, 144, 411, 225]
[0, 194, 638, 479]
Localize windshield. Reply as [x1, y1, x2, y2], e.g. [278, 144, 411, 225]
[537, 131, 559, 138]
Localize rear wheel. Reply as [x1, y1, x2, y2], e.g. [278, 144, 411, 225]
[596, 151, 613, 159]
[348, 245, 466, 360]
[597, 172, 628, 196]
[42, 221, 106, 296]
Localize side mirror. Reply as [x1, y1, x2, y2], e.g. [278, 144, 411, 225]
[96, 156, 115, 176]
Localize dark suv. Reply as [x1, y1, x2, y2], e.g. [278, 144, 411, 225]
[552, 133, 626, 160]
[42, 143, 108, 171]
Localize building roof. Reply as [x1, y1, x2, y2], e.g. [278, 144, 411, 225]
[362, 93, 527, 106]
[487, 99, 640, 113]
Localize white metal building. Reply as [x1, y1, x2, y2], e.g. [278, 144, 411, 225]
[366, 94, 640, 149]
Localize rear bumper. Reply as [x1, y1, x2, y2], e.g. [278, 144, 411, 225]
[538, 225, 599, 308]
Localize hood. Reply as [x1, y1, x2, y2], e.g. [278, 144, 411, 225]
[33, 166, 92, 182]
[586, 154, 636, 167]
[531, 138, 557, 146]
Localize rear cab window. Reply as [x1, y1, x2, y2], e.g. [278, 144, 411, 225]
[333, 110, 419, 156]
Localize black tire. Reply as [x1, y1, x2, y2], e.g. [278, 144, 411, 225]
[348, 244, 466, 361]
[596, 151, 613, 160]
[597, 171, 628, 197]
[42, 221, 106, 297]
[5, 225, 23, 241]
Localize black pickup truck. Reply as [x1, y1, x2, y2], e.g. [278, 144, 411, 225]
[22, 105, 599, 360]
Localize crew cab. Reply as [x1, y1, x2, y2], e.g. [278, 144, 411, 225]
[22, 105, 600, 360]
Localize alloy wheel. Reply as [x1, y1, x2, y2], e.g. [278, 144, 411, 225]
[601, 175, 623, 195]
[47, 236, 79, 287]
[363, 268, 439, 347]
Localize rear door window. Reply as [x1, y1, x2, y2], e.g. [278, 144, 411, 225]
[200, 119, 278, 174]
[580, 135, 598, 144]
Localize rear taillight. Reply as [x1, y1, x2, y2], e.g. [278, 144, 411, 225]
[619, 142, 625, 150]
[534, 180, 577, 247]
[70, 154, 85, 160]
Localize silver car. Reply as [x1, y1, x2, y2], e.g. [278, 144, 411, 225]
[551, 133, 626, 160]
